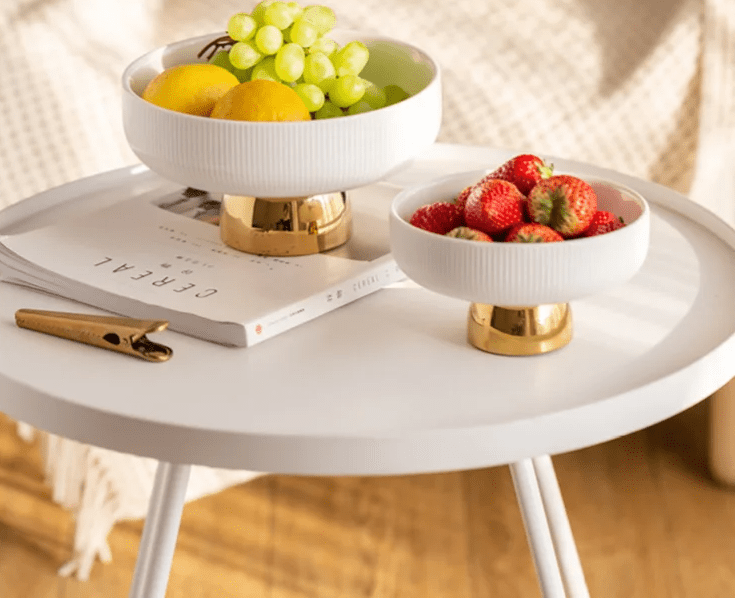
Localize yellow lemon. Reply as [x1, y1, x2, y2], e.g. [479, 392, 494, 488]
[210, 79, 311, 122]
[141, 63, 240, 117]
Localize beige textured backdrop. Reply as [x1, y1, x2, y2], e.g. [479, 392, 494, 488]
[1, 0, 734, 581]
[0, 0, 721, 206]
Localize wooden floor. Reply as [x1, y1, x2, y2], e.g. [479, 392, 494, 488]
[0, 403, 734, 598]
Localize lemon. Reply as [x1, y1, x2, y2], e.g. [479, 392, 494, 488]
[210, 79, 311, 122]
[141, 64, 240, 117]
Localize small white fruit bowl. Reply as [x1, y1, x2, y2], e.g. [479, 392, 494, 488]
[390, 170, 650, 306]
[389, 170, 651, 355]
[121, 31, 442, 198]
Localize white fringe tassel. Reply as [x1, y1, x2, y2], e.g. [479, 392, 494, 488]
[16, 421, 261, 581]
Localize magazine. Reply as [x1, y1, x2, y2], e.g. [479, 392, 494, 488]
[0, 180, 405, 347]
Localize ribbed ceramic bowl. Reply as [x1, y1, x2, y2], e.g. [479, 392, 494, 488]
[122, 31, 441, 197]
[389, 170, 651, 306]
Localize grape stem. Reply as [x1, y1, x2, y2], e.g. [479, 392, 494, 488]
[197, 35, 236, 60]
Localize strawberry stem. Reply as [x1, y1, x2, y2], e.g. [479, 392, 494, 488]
[537, 161, 554, 179]
[549, 188, 568, 228]
[534, 193, 553, 225]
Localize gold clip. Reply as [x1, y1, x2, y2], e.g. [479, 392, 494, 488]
[14, 309, 173, 362]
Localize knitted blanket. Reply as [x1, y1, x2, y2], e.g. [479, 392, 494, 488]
[1, 0, 733, 580]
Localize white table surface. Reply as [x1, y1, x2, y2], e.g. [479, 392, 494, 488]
[2, 143, 735, 476]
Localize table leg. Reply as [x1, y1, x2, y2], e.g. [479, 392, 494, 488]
[509, 459, 566, 598]
[129, 461, 191, 598]
[533, 455, 590, 598]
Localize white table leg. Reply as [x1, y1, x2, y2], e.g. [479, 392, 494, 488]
[533, 455, 590, 598]
[129, 461, 191, 598]
[509, 459, 566, 598]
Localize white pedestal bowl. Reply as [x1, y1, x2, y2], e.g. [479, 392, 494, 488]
[389, 170, 651, 355]
[121, 31, 442, 199]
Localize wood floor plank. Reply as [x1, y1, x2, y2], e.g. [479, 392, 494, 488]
[170, 477, 276, 598]
[0, 418, 71, 598]
[554, 432, 685, 598]
[265, 474, 472, 598]
[462, 464, 539, 598]
[645, 401, 735, 598]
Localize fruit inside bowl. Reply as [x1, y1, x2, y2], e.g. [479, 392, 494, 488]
[140, 3, 416, 121]
[121, 7, 441, 199]
[389, 154, 651, 355]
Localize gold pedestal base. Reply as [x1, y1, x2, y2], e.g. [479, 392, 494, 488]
[219, 192, 351, 256]
[468, 303, 572, 356]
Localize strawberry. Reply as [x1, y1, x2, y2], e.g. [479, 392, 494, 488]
[480, 154, 554, 195]
[464, 179, 525, 235]
[505, 223, 563, 243]
[455, 185, 473, 212]
[526, 175, 597, 238]
[445, 226, 493, 242]
[582, 210, 625, 237]
[409, 201, 464, 234]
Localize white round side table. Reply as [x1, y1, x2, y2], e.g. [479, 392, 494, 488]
[2, 143, 735, 598]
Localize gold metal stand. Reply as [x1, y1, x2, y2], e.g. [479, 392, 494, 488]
[468, 303, 572, 356]
[219, 192, 351, 256]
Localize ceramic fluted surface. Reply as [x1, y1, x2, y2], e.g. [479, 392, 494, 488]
[122, 32, 442, 197]
[389, 171, 650, 306]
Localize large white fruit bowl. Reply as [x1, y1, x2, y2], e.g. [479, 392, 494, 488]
[122, 31, 441, 198]
[389, 170, 651, 307]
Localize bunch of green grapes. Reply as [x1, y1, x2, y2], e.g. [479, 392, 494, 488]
[208, 1, 410, 118]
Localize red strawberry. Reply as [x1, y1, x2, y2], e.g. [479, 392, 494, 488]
[481, 154, 554, 195]
[526, 175, 597, 238]
[505, 223, 563, 243]
[582, 210, 625, 237]
[409, 201, 464, 234]
[445, 226, 493, 242]
[464, 179, 525, 235]
[455, 185, 473, 212]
